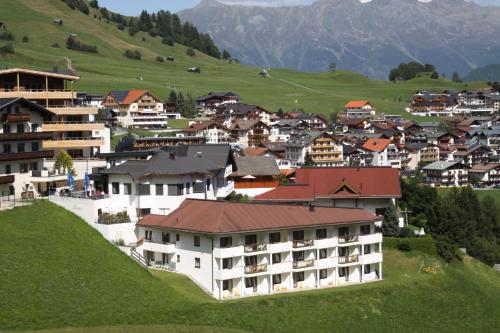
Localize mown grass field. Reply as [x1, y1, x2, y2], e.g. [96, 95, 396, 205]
[438, 188, 500, 205]
[0, 0, 485, 122]
[1, 200, 499, 333]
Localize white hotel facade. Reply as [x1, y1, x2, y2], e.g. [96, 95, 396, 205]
[136, 199, 383, 300]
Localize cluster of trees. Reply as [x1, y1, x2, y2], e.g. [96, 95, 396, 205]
[61, 0, 90, 15]
[124, 49, 141, 60]
[487, 81, 500, 92]
[66, 36, 97, 53]
[399, 178, 500, 264]
[451, 71, 462, 83]
[168, 91, 196, 118]
[389, 62, 438, 81]
[0, 44, 14, 54]
[0, 31, 15, 41]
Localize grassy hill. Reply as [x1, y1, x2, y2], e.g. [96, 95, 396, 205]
[1, 200, 500, 333]
[0, 0, 486, 122]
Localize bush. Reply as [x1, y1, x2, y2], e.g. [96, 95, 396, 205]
[384, 236, 437, 256]
[124, 49, 141, 60]
[51, 43, 60, 48]
[156, 56, 165, 62]
[66, 36, 98, 53]
[0, 31, 15, 41]
[186, 48, 195, 57]
[397, 240, 412, 252]
[435, 236, 459, 263]
[128, 26, 138, 36]
[117, 23, 125, 31]
[22, 35, 29, 43]
[162, 37, 174, 46]
[0, 44, 14, 54]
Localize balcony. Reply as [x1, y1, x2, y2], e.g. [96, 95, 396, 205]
[0, 132, 53, 141]
[0, 89, 76, 100]
[47, 106, 99, 115]
[43, 121, 104, 132]
[244, 263, 267, 274]
[213, 246, 243, 258]
[338, 235, 359, 244]
[142, 240, 176, 254]
[244, 243, 267, 253]
[292, 239, 314, 248]
[30, 169, 67, 181]
[0, 150, 54, 162]
[338, 255, 359, 264]
[43, 137, 105, 149]
[97, 211, 131, 225]
[0, 175, 15, 185]
[292, 259, 314, 269]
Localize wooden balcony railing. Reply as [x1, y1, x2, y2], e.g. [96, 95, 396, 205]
[244, 243, 267, 253]
[292, 239, 314, 248]
[292, 259, 314, 269]
[244, 263, 267, 274]
[338, 255, 359, 264]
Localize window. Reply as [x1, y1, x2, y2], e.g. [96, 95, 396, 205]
[16, 124, 24, 133]
[168, 184, 184, 196]
[29, 162, 38, 171]
[17, 143, 25, 153]
[193, 181, 204, 193]
[162, 253, 168, 265]
[3, 144, 11, 153]
[223, 279, 232, 291]
[176, 255, 180, 263]
[339, 247, 348, 257]
[5, 164, 11, 174]
[319, 269, 327, 279]
[375, 208, 386, 216]
[292, 230, 304, 241]
[20, 163, 29, 174]
[31, 124, 38, 132]
[194, 236, 200, 247]
[245, 234, 257, 245]
[155, 184, 164, 196]
[195, 257, 200, 268]
[185, 182, 191, 194]
[112, 182, 120, 194]
[293, 251, 304, 262]
[222, 258, 232, 269]
[31, 142, 39, 152]
[272, 274, 282, 285]
[364, 264, 371, 274]
[176, 234, 180, 242]
[364, 244, 371, 254]
[3, 124, 10, 133]
[137, 208, 151, 217]
[138, 184, 150, 195]
[338, 226, 349, 236]
[269, 232, 281, 244]
[206, 178, 211, 190]
[162, 232, 170, 244]
[124, 183, 132, 195]
[145, 230, 152, 241]
[272, 253, 281, 264]
[316, 228, 327, 239]
[319, 248, 327, 259]
[338, 267, 346, 277]
[245, 277, 257, 288]
[220, 236, 232, 248]
[360, 225, 371, 235]
[293, 271, 304, 283]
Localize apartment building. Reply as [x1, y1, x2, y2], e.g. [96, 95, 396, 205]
[136, 199, 383, 300]
[0, 68, 109, 159]
[179, 121, 231, 144]
[344, 100, 376, 118]
[422, 161, 469, 187]
[361, 139, 402, 168]
[308, 132, 344, 167]
[102, 90, 168, 129]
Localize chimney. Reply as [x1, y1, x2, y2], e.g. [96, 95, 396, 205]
[309, 204, 315, 212]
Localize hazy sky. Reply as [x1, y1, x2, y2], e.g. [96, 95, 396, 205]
[99, 0, 500, 15]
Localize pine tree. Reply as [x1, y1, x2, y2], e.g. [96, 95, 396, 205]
[176, 92, 185, 116]
[304, 152, 314, 166]
[184, 93, 196, 118]
[276, 108, 284, 118]
[452, 72, 462, 83]
[382, 201, 400, 237]
[222, 49, 231, 60]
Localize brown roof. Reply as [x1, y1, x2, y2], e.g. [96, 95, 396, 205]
[362, 139, 393, 152]
[182, 121, 217, 133]
[138, 199, 379, 234]
[256, 167, 401, 201]
[0, 68, 80, 80]
[242, 147, 268, 156]
[470, 163, 500, 172]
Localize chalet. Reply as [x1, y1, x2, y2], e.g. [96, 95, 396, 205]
[338, 118, 371, 133]
[469, 163, 500, 187]
[308, 132, 344, 167]
[180, 121, 231, 144]
[255, 167, 401, 218]
[344, 100, 376, 118]
[425, 131, 457, 146]
[465, 127, 500, 153]
[422, 161, 469, 187]
[232, 155, 281, 197]
[361, 139, 402, 169]
[283, 112, 327, 130]
[196, 92, 239, 110]
[342, 146, 372, 167]
[407, 91, 456, 116]
[216, 104, 273, 126]
[405, 143, 439, 170]
[450, 142, 492, 167]
[102, 90, 167, 129]
[270, 119, 309, 142]
[131, 136, 207, 151]
[228, 119, 270, 147]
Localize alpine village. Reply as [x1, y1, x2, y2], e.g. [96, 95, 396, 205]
[1, 1, 500, 333]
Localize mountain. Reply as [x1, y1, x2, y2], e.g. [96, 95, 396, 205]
[464, 64, 500, 82]
[179, 0, 500, 79]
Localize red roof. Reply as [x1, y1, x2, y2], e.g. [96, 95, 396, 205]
[361, 139, 393, 152]
[182, 121, 215, 133]
[138, 199, 379, 234]
[345, 100, 370, 108]
[255, 167, 401, 201]
[243, 147, 269, 157]
[122, 90, 148, 105]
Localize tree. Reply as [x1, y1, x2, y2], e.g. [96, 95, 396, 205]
[304, 152, 314, 166]
[276, 108, 284, 118]
[329, 110, 339, 125]
[382, 201, 400, 237]
[89, 0, 99, 9]
[492, 81, 500, 92]
[176, 92, 185, 116]
[186, 48, 195, 57]
[54, 150, 76, 175]
[100, 7, 109, 20]
[222, 49, 231, 60]
[21, 35, 29, 43]
[329, 63, 336, 72]
[430, 72, 439, 79]
[168, 90, 178, 106]
[451, 71, 462, 83]
[183, 93, 196, 118]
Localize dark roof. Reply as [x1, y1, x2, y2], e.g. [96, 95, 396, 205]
[0, 97, 54, 116]
[102, 144, 233, 179]
[138, 199, 379, 234]
[233, 156, 280, 177]
[196, 92, 239, 102]
[109, 90, 130, 103]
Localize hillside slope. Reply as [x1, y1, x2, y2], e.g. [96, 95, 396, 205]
[464, 64, 500, 82]
[0, 0, 484, 121]
[1, 200, 500, 332]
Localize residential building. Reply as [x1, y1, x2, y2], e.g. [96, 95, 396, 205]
[422, 161, 469, 187]
[361, 139, 402, 168]
[344, 100, 376, 118]
[308, 132, 344, 167]
[469, 163, 500, 187]
[216, 104, 273, 126]
[405, 143, 439, 170]
[283, 112, 327, 130]
[131, 136, 207, 150]
[102, 90, 168, 129]
[255, 167, 401, 218]
[196, 92, 239, 110]
[228, 119, 270, 147]
[136, 199, 383, 299]
[179, 121, 231, 144]
[450, 142, 492, 167]
[407, 91, 456, 116]
[232, 155, 281, 197]
[0, 68, 109, 159]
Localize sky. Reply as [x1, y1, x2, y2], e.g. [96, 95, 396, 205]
[99, 0, 500, 15]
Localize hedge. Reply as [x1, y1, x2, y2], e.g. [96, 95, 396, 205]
[383, 236, 437, 256]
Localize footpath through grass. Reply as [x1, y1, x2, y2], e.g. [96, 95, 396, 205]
[1, 201, 500, 332]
